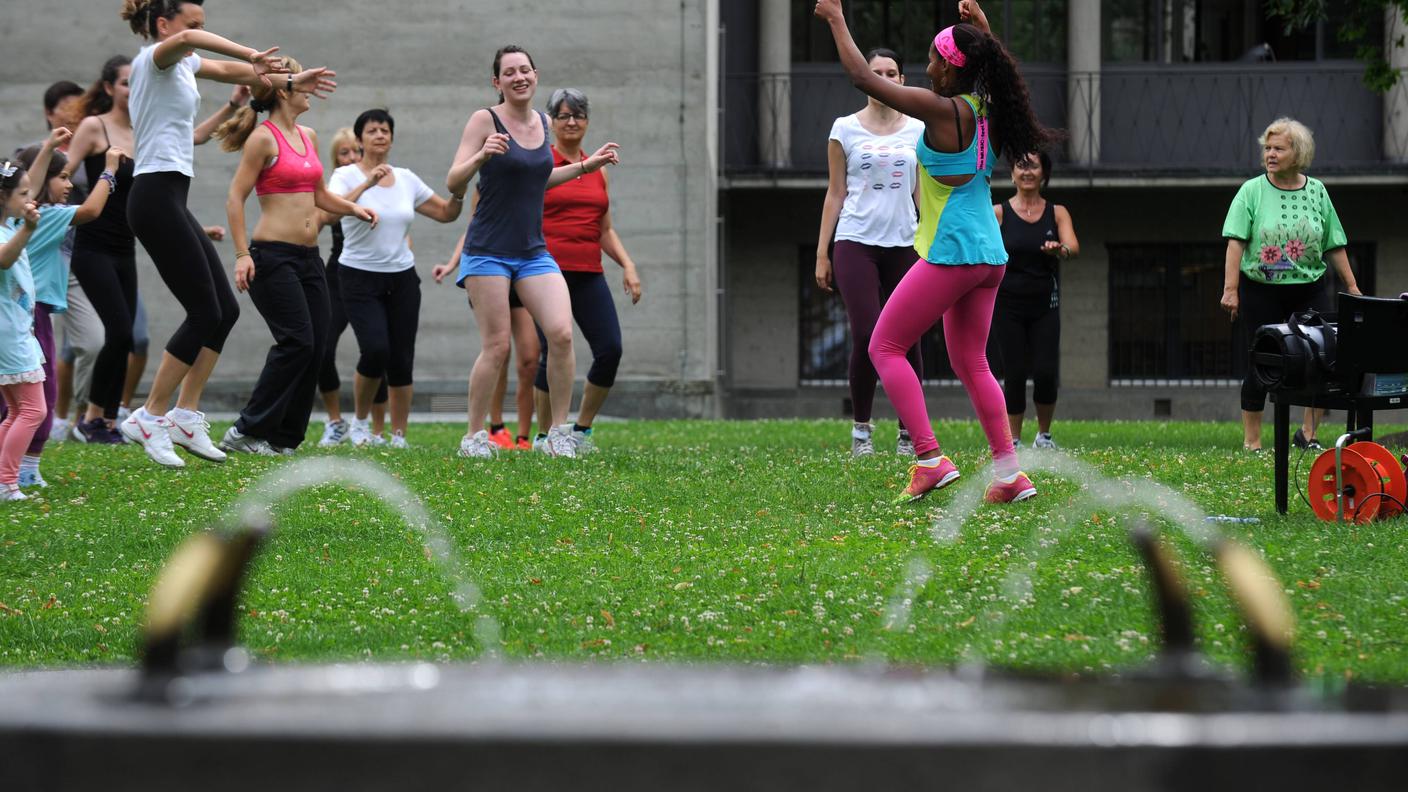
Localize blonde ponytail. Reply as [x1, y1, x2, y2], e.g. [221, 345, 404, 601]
[211, 56, 302, 152]
[214, 105, 261, 152]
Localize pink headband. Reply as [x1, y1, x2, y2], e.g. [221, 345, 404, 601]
[935, 26, 966, 68]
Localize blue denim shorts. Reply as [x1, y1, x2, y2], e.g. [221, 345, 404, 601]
[457, 251, 560, 287]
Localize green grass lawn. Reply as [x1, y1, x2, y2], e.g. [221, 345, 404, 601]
[4, 419, 1408, 682]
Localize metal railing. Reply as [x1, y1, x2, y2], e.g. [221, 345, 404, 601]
[726, 65, 1408, 179]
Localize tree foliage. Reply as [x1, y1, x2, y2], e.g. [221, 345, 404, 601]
[1265, 0, 1407, 92]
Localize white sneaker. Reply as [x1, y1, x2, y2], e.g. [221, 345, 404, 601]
[318, 419, 349, 447]
[2, 485, 27, 502]
[18, 468, 46, 489]
[571, 428, 597, 454]
[119, 408, 185, 468]
[347, 419, 373, 448]
[167, 409, 226, 463]
[457, 430, 496, 459]
[532, 434, 550, 454]
[896, 430, 915, 456]
[370, 432, 388, 447]
[49, 418, 71, 443]
[389, 431, 409, 449]
[219, 426, 278, 457]
[116, 405, 131, 423]
[851, 422, 874, 457]
[1033, 432, 1057, 450]
[546, 424, 578, 458]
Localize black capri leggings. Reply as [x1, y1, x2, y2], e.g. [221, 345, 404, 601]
[992, 291, 1060, 416]
[320, 260, 388, 402]
[339, 264, 420, 388]
[1239, 276, 1332, 412]
[127, 172, 239, 365]
[534, 270, 623, 391]
[69, 242, 136, 419]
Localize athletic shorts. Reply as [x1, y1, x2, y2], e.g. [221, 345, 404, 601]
[457, 251, 560, 287]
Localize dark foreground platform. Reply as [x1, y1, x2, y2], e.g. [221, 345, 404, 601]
[3, 662, 1407, 791]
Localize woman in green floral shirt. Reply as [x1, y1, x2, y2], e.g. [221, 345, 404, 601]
[1220, 117, 1361, 452]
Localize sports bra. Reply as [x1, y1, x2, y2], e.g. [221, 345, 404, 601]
[917, 94, 994, 178]
[255, 121, 323, 196]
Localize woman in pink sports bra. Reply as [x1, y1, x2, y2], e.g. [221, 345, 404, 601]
[212, 56, 377, 455]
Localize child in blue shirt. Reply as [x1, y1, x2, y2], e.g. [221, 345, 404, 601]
[12, 130, 122, 488]
[0, 161, 44, 502]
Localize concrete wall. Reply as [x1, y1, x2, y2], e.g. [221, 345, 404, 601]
[0, 0, 718, 415]
[723, 180, 1408, 422]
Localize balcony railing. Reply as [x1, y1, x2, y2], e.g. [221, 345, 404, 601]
[725, 64, 1408, 179]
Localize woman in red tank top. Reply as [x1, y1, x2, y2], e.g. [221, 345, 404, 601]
[531, 87, 641, 451]
[212, 57, 376, 455]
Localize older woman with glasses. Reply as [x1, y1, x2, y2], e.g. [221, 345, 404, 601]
[528, 87, 641, 453]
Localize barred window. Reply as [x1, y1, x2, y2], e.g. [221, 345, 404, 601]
[798, 247, 960, 387]
[1107, 241, 1375, 385]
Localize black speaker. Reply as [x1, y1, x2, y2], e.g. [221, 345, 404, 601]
[1250, 310, 1337, 393]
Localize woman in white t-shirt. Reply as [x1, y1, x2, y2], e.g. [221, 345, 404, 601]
[328, 109, 463, 448]
[116, 0, 335, 469]
[813, 47, 925, 458]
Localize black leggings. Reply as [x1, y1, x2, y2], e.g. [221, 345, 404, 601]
[69, 242, 136, 418]
[831, 240, 921, 425]
[992, 291, 1060, 415]
[534, 270, 622, 391]
[320, 260, 388, 403]
[236, 242, 329, 449]
[339, 264, 420, 388]
[1239, 276, 1331, 412]
[127, 172, 239, 365]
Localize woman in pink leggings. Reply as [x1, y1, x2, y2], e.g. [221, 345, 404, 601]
[815, 0, 1055, 504]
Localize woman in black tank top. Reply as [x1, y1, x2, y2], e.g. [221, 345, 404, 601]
[991, 151, 1079, 449]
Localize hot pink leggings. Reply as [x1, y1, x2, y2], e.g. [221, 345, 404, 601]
[868, 261, 1018, 476]
[0, 381, 45, 486]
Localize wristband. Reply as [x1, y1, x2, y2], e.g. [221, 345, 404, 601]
[449, 192, 464, 202]
[235, 250, 252, 260]
[98, 171, 117, 194]
[580, 161, 588, 176]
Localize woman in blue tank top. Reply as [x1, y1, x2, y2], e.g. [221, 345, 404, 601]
[815, 0, 1056, 505]
[440, 45, 621, 460]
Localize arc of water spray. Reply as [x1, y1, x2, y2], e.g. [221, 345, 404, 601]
[223, 458, 501, 658]
[883, 450, 1292, 678]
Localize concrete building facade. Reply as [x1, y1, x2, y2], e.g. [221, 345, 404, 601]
[721, 0, 1408, 423]
[3, 1, 1405, 424]
[0, 0, 721, 418]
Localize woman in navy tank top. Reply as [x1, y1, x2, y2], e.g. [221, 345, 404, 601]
[440, 45, 621, 460]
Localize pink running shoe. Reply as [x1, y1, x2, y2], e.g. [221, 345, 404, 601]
[985, 473, 1038, 504]
[894, 456, 961, 503]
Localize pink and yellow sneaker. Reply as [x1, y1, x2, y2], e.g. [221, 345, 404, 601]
[894, 456, 961, 503]
[984, 472, 1038, 504]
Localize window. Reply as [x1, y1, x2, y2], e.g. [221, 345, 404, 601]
[793, 0, 1066, 68]
[1103, 0, 1383, 63]
[1108, 242, 1376, 385]
[798, 248, 960, 388]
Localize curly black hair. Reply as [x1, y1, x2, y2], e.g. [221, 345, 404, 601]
[948, 24, 1060, 163]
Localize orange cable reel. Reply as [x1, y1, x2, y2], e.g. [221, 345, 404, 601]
[1349, 441, 1407, 520]
[1307, 446, 1385, 524]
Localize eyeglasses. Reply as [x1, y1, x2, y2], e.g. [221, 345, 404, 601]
[552, 113, 588, 122]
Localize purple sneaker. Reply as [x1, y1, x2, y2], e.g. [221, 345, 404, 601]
[78, 418, 123, 445]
